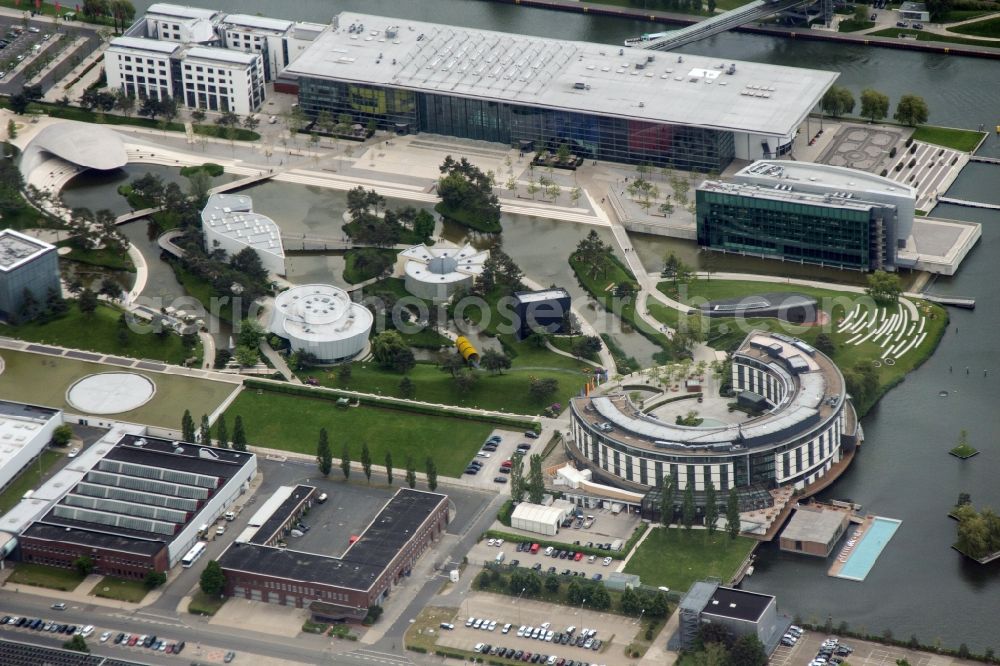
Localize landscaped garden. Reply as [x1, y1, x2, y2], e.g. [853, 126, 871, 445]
[622, 527, 756, 592]
[223, 389, 500, 477]
[2, 302, 197, 365]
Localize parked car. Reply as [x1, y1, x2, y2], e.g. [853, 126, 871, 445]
[602, 556, 612, 566]
[99, 631, 112, 643]
[493, 476, 508, 484]
[524, 431, 539, 439]
[224, 651, 236, 663]
[912, 22, 924, 29]
[67, 447, 80, 458]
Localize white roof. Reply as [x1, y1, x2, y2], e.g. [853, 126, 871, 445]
[247, 485, 295, 527]
[0, 229, 55, 272]
[399, 241, 489, 286]
[511, 502, 566, 525]
[108, 36, 180, 55]
[516, 288, 570, 304]
[146, 3, 218, 20]
[201, 194, 285, 262]
[735, 160, 916, 198]
[223, 14, 293, 33]
[272, 284, 374, 343]
[185, 46, 259, 66]
[285, 12, 837, 137]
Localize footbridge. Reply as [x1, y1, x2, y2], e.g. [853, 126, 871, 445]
[937, 197, 1000, 210]
[281, 235, 411, 252]
[627, 0, 820, 51]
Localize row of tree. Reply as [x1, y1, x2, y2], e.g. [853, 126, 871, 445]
[658, 473, 742, 538]
[821, 85, 929, 126]
[181, 410, 248, 451]
[316, 427, 438, 490]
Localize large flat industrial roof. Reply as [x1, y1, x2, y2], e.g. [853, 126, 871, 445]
[781, 505, 848, 544]
[0, 229, 55, 272]
[284, 12, 837, 138]
[219, 488, 447, 591]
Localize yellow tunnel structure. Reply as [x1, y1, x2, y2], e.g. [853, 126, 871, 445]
[456, 336, 480, 364]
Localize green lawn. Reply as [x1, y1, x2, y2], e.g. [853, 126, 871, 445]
[549, 335, 601, 363]
[911, 125, 987, 152]
[7, 564, 85, 591]
[623, 527, 756, 592]
[188, 590, 228, 616]
[90, 577, 149, 603]
[839, 19, 875, 32]
[225, 390, 498, 477]
[303, 359, 586, 416]
[2, 302, 192, 365]
[192, 124, 261, 142]
[0, 450, 64, 514]
[948, 15, 1000, 36]
[940, 9, 998, 22]
[649, 280, 948, 417]
[570, 255, 673, 360]
[0, 349, 239, 429]
[869, 26, 1000, 48]
[59, 244, 136, 272]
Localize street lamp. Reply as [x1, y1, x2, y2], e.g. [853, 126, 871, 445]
[516, 586, 526, 625]
[636, 608, 646, 626]
[577, 598, 587, 615]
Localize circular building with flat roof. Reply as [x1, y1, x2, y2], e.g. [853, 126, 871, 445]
[397, 242, 489, 302]
[66, 372, 156, 414]
[269, 284, 373, 362]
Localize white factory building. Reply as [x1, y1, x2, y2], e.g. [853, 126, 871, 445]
[269, 284, 373, 363]
[396, 242, 489, 302]
[201, 193, 286, 276]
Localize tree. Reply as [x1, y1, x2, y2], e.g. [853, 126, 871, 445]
[894, 94, 929, 127]
[78, 288, 98, 316]
[425, 456, 438, 491]
[64, 634, 90, 653]
[51, 424, 74, 447]
[439, 352, 466, 378]
[372, 330, 410, 370]
[384, 451, 394, 485]
[234, 345, 258, 368]
[574, 229, 612, 278]
[481, 348, 512, 374]
[398, 376, 415, 398]
[453, 369, 479, 394]
[925, 0, 953, 22]
[437, 155, 502, 232]
[231, 415, 247, 452]
[199, 560, 226, 596]
[317, 428, 332, 476]
[660, 473, 675, 525]
[412, 209, 436, 241]
[360, 442, 373, 483]
[814, 332, 836, 356]
[527, 454, 545, 504]
[143, 571, 167, 589]
[727, 488, 741, 539]
[340, 442, 351, 479]
[705, 480, 719, 534]
[682, 484, 695, 530]
[191, 108, 206, 123]
[406, 455, 417, 489]
[528, 376, 559, 404]
[73, 555, 94, 576]
[510, 452, 526, 503]
[243, 114, 260, 132]
[860, 88, 890, 123]
[8, 93, 30, 115]
[545, 575, 561, 593]
[571, 336, 602, 360]
[821, 85, 856, 118]
[181, 409, 196, 443]
[216, 414, 229, 449]
[729, 634, 768, 666]
[6, 119, 16, 140]
[865, 269, 902, 306]
[199, 414, 211, 445]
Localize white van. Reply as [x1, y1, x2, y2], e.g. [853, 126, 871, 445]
[224, 511, 236, 521]
[317, 493, 328, 503]
[495, 551, 505, 564]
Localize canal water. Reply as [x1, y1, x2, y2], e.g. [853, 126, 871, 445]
[97, 0, 1000, 646]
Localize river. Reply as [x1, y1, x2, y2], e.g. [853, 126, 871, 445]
[94, 0, 1000, 648]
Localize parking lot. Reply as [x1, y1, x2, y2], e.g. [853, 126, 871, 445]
[439, 591, 642, 666]
[768, 628, 962, 666]
[0, 616, 193, 660]
[468, 540, 622, 581]
[459, 428, 540, 490]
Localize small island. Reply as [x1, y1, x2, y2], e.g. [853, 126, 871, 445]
[952, 501, 1000, 564]
[948, 429, 979, 459]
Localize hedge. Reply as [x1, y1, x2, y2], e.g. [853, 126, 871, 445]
[242, 379, 540, 431]
[484, 523, 647, 561]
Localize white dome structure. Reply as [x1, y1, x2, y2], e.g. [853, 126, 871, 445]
[397, 241, 489, 301]
[269, 284, 372, 362]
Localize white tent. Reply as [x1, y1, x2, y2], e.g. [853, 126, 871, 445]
[510, 502, 569, 536]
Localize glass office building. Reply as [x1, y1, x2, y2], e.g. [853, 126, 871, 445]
[695, 183, 895, 271]
[297, 78, 735, 171]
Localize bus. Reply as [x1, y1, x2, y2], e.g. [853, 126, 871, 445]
[181, 541, 207, 568]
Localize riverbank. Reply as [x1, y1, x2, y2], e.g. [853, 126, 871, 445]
[479, 0, 1000, 58]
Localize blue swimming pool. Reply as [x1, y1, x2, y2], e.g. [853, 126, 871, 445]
[836, 517, 901, 581]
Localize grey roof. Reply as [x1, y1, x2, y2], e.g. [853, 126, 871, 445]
[24, 121, 128, 171]
[219, 489, 447, 591]
[185, 46, 259, 65]
[222, 14, 293, 32]
[0, 230, 54, 272]
[284, 12, 837, 138]
[679, 580, 719, 613]
[702, 586, 774, 622]
[781, 506, 848, 543]
[200, 193, 284, 261]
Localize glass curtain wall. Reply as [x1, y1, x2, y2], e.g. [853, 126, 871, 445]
[298, 78, 735, 170]
[696, 190, 876, 270]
